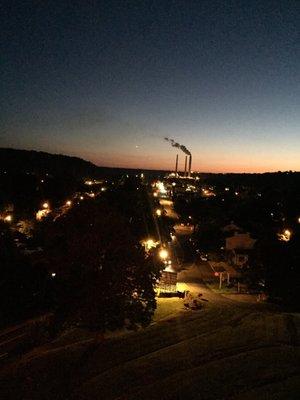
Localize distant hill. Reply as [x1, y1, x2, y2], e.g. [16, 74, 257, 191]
[0, 148, 169, 179]
[0, 148, 117, 179]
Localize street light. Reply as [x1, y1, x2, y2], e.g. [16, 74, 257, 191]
[159, 248, 169, 260]
[4, 215, 12, 223]
[66, 200, 72, 206]
[156, 209, 162, 217]
[42, 202, 49, 209]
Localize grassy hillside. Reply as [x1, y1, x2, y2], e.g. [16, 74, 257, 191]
[1, 288, 299, 400]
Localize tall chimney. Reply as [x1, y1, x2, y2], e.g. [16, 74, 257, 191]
[188, 154, 192, 177]
[175, 154, 178, 176]
[184, 155, 187, 177]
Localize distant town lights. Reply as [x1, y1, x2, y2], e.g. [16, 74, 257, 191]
[42, 202, 49, 209]
[156, 181, 167, 194]
[4, 215, 12, 222]
[66, 200, 72, 206]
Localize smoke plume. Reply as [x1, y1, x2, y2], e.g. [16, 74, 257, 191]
[164, 137, 191, 155]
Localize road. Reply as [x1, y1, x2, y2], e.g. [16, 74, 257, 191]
[159, 199, 179, 220]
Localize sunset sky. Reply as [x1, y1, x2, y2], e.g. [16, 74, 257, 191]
[1, 1, 299, 172]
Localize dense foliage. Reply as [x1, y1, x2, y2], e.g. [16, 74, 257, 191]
[40, 197, 159, 330]
[0, 223, 51, 328]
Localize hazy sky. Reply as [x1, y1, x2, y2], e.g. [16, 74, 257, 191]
[1, 1, 300, 172]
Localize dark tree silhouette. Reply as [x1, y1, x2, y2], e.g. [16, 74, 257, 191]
[40, 198, 160, 330]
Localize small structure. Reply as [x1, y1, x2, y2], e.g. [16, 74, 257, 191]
[158, 270, 177, 294]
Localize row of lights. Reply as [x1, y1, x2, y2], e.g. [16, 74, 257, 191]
[2, 191, 101, 224]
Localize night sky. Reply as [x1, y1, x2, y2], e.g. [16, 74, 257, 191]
[1, 1, 299, 172]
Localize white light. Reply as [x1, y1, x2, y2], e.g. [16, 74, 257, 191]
[51, 272, 56, 277]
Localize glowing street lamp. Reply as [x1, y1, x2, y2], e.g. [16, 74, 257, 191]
[66, 200, 72, 206]
[159, 248, 169, 260]
[4, 215, 12, 223]
[42, 202, 49, 209]
[156, 209, 162, 217]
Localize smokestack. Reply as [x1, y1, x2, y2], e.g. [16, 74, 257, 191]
[188, 154, 192, 177]
[184, 155, 187, 177]
[175, 154, 178, 176]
